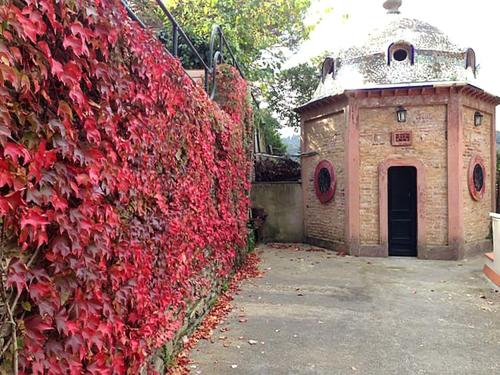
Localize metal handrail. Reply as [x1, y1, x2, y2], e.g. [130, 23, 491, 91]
[121, 0, 256, 103]
[154, 0, 211, 71]
[121, 0, 146, 29]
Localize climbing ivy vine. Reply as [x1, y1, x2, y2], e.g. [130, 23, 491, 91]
[0, 0, 252, 373]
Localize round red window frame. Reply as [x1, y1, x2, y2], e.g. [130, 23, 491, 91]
[314, 160, 336, 204]
[468, 155, 486, 201]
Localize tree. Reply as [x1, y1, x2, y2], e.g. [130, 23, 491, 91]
[169, 0, 312, 78]
[255, 110, 287, 155]
[128, 0, 313, 82]
[265, 52, 332, 128]
[265, 61, 319, 128]
[127, 0, 316, 154]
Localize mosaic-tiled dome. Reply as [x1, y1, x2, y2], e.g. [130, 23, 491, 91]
[312, 1, 477, 101]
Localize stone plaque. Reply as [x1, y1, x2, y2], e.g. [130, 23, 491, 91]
[413, 111, 433, 124]
[391, 131, 412, 146]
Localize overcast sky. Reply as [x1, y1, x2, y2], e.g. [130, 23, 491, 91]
[281, 0, 500, 137]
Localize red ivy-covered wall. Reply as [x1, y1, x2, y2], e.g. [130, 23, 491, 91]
[0, 0, 252, 373]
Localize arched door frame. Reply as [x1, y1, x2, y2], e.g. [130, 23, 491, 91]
[379, 158, 427, 257]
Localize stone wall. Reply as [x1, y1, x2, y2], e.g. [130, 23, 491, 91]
[251, 182, 304, 243]
[358, 103, 448, 246]
[302, 110, 347, 248]
[462, 106, 493, 244]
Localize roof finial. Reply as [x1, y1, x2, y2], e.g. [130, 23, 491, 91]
[383, 0, 402, 14]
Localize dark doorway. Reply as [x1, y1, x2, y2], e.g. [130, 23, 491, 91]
[388, 166, 417, 257]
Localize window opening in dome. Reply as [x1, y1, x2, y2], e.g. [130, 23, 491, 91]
[465, 48, 477, 77]
[393, 49, 408, 61]
[321, 57, 335, 83]
[388, 42, 414, 65]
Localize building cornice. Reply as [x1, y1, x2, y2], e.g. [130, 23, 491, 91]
[295, 82, 500, 114]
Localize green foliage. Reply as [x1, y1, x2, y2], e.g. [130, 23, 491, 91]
[175, 0, 311, 77]
[246, 227, 256, 253]
[255, 109, 287, 155]
[265, 61, 318, 128]
[129, 0, 319, 150]
[130, 0, 312, 81]
[265, 52, 331, 128]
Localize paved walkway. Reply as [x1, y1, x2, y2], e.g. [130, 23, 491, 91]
[188, 244, 500, 375]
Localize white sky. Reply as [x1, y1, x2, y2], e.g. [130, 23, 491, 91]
[280, 0, 500, 137]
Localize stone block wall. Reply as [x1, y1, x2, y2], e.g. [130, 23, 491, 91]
[251, 182, 304, 243]
[302, 110, 346, 248]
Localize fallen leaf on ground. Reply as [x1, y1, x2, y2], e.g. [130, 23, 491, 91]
[168, 253, 262, 374]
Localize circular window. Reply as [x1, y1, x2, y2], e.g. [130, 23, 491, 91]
[468, 155, 486, 201]
[473, 164, 484, 192]
[314, 160, 336, 204]
[393, 49, 408, 61]
[318, 168, 331, 193]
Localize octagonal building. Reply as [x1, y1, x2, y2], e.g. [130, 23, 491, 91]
[296, 0, 500, 259]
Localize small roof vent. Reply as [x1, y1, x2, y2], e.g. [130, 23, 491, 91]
[383, 0, 402, 14]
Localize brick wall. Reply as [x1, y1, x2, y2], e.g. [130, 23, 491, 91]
[302, 111, 346, 245]
[358, 104, 448, 246]
[462, 106, 493, 243]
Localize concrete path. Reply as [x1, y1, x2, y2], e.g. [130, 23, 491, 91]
[188, 244, 500, 375]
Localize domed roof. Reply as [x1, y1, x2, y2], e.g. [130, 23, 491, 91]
[311, 2, 477, 102]
[345, 17, 462, 58]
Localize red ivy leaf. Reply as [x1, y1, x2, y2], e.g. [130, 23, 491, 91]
[4, 142, 31, 165]
[62, 35, 89, 57]
[59, 61, 82, 87]
[17, 8, 46, 43]
[20, 209, 50, 230]
[6, 257, 28, 294]
[55, 308, 78, 335]
[64, 333, 83, 357]
[24, 315, 53, 344]
[29, 281, 54, 302]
